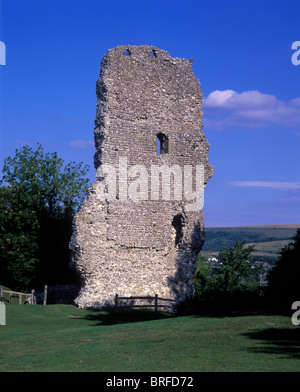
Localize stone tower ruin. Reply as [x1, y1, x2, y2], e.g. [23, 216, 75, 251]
[69, 45, 214, 308]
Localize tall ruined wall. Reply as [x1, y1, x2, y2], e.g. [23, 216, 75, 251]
[69, 45, 214, 308]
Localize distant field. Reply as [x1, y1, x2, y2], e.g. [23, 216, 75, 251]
[236, 224, 300, 229]
[247, 240, 291, 257]
[205, 224, 299, 238]
[202, 224, 300, 259]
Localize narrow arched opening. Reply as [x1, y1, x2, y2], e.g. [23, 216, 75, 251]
[156, 132, 169, 154]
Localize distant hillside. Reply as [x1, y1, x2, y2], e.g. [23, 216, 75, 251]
[202, 224, 300, 264]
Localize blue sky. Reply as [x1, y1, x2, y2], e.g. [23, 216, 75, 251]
[0, 0, 299, 227]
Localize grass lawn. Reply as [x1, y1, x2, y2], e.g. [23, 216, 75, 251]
[0, 304, 299, 372]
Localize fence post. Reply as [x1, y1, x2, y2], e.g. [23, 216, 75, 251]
[155, 294, 158, 313]
[31, 289, 35, 305]
[0, 287, 2, 300]
[43, 285, 48, 306]
[9, 293, 12, 305]
[19, 294, 22, 305]
[114, 294, 119, 313]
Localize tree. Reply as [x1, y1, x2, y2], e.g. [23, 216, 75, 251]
[0, 144, 90, 291]
[216, 241, 260, 294]
[267, 229, 300, 312]
[1, 144, 89, 216]
[193, 241, 262, 313]
[194, 253, 210, 298]
[0, 184, 40, 290]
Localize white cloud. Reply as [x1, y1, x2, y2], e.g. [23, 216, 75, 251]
[204, 90, 277, 109]
[69, 139, 94, 149]
[229, 181, 300, 190]
[203, 90, 300, 129]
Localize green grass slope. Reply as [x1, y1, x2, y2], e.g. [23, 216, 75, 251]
[0, 305, 299, 372]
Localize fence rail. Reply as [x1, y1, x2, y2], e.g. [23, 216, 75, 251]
[0, 287, 33, 305]
[0, 286, 48, 305]
[114, 294, 176, 313]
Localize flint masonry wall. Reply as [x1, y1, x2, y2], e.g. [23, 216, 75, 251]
[69, 45, 214, 308]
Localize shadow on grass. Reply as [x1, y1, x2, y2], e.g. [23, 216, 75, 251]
[241, 327, 300, 359]
[81, 308, 175, 326]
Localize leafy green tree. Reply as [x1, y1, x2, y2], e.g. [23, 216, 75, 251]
[0, 144, 90, 291]
[0, 184, 40, 290]
[267, 229, 300, 312]
[193, 241, 262, 313]
[216, 241, 260, 294]
[1, 144, 89, 216]
[194, 253, 210, 298]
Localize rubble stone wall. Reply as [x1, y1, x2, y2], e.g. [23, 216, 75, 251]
[69, 45, 214, 308]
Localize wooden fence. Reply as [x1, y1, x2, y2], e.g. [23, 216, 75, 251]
[0, 287, 32, 305]
[0, 287, 175, 310]
[114, 294, 176, 313]
[0, 285, 48, 305]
